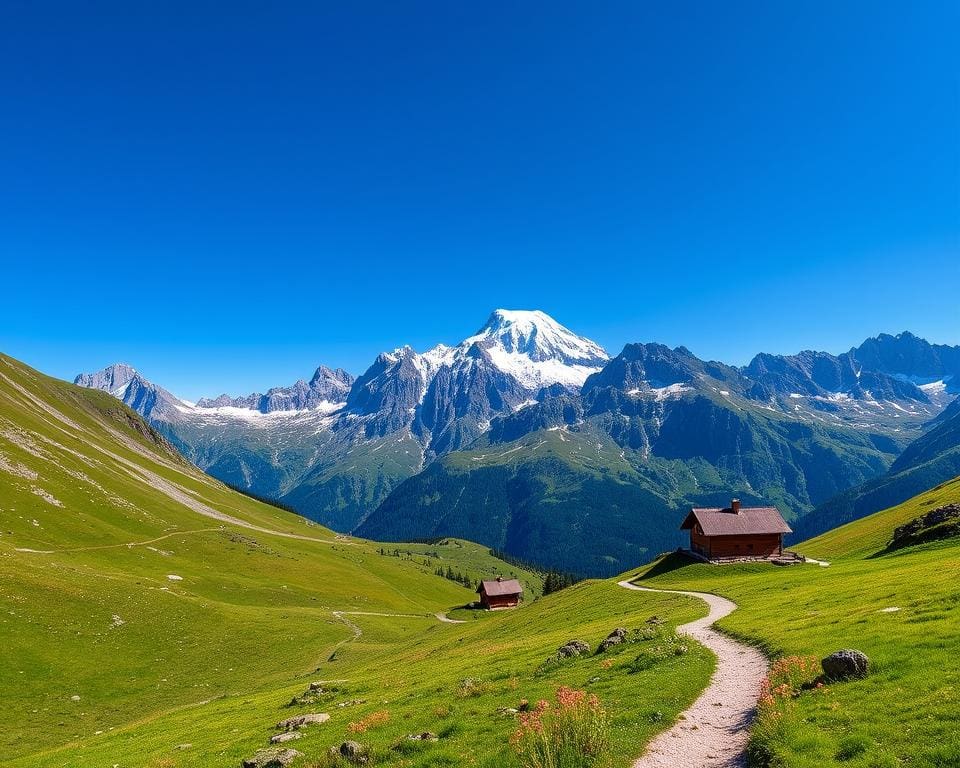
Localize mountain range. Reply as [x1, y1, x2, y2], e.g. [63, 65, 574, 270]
[75, 311, 960, 574]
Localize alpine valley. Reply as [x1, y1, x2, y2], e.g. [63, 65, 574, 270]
[76, 311, 960, 575]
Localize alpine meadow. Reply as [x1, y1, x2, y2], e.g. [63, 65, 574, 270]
[2, 4, 959, 768]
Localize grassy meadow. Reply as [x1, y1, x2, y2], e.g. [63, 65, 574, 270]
[0, 354, 716, 767]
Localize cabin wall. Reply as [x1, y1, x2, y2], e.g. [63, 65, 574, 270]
[704, 533, 782, 559]
[689, 528, 712, 556]
[480, 593, 520, 610]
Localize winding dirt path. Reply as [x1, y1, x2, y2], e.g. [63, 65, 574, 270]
[617, 580, 767, 768]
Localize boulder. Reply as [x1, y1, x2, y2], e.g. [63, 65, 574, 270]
[339, 740, 365, 757]
[556, 639, 590, 658]
[822, 649, 870, 681]
[241, 747, 301, 768]
[597, 627, 629, 653]
[275, 713, 330, 730]
[308, 681, 326, 692]
[270, 732, 302, 744]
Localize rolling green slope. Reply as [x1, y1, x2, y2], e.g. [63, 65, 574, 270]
[0, 353, 714, 767]
[634, 475, 960, 767]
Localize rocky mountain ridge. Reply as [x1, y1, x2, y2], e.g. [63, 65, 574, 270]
[75, 317, 959, 572]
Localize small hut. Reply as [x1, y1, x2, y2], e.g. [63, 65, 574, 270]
[477, 577, 523, 609]
[681, 499, 792, 562]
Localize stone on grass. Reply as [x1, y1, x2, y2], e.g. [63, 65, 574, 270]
[275, 712, 329, 730]
[597, 627, 628, 652]
[240, 747, 301, 768]
[270, 731, 302, 744]
[339, 740, 365, 757]
[406, 731, 438, 741]
[308, 681, 326, 691]
[556, 639, 590, 658]
[822, 649, 870, 681]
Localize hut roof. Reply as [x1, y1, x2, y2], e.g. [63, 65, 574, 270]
[681, 505, 792, 536]
[477, 578, 523, 596]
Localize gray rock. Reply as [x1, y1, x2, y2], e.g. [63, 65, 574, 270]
[406, 731, 438, 741]
[308, 681, 326, 692]
[822, 649, 870, 680]
[241, 747, 301, 768]
[339, 740, 365, 757]
[556, 639, 591, 658]
[270, 732, 302, 744]
[275, 712, 330, 730]
[597, 627, 629, 653]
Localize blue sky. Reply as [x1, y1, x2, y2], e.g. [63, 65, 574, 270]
[1, 2, 957, 400]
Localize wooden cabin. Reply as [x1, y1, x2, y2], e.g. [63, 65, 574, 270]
[477, 577, 523, 609]
[681, 499, 792, 562]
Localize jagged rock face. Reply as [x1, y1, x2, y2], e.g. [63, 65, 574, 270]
[197, 365, 353, 413]
[339, 310, 610, 454]
[74, 363, 138, 392]
[854, 331, 960, 381]
[74, 365, 183, 422]
[744, 349, 929, 403]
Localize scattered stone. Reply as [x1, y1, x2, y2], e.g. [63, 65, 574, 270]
[822, 649, 870, 681]
[406, 731, 438, 741]
[646, 615, 665, 625]
[890, 503, 960, 550]
[496, 706, 518, 716]
[339, 740, 365, 757]
[270, 732, 302, 744]
[175, 743, 192, 750]
[336, 699, 367, 708]
[878, 607, 901, 613]
[308, 681, 326, 692]
[240, 747, 301, 768]
[555, 639, 590, 658]
[589, 676, 601, 683]
[70, 695, 81, 702]
[275, 713, 330, 730]
[166, 574, 183, 581]
[597, 627, 628, 653]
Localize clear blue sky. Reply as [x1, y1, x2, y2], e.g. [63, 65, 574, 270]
[1, 2, 957, 400]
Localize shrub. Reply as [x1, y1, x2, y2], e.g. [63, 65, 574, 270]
[510, 686, 610, 768]
[348, 710, 390, 733]
[456, 677, 489, 698]
[748, 656, 827, 767]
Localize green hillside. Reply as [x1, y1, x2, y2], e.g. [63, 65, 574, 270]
[0, 354, 715, 767]
[632, 475, 960, 767]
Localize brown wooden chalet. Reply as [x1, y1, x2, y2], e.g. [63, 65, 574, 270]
[681, 499, 792, 562]
[477, 577, 523, 609]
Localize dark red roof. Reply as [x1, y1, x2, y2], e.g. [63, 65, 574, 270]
[477, 578, 523, 596]
[681, 505, 792, 536]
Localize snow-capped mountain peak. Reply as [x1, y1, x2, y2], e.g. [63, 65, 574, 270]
[467, 309, 609, 366]
[454, 309, 608, 389]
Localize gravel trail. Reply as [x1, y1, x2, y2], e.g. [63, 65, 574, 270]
[617, 580, 767, 768]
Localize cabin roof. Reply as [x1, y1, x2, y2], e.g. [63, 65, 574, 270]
[477, 578, 523, 596]
[681, 505, 792, 536]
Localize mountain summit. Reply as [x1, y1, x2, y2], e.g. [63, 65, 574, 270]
[465, 309, 609, 378]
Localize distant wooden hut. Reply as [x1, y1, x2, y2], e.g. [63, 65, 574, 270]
[477, 577, 523, 609]
[681, 499, 792, 562]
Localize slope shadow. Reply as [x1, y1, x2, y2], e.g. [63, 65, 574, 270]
[634, 551, 699, 580]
